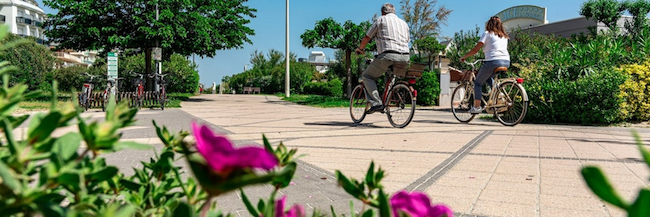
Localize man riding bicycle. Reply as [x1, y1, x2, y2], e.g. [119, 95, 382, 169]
[355, 3, 410, 114]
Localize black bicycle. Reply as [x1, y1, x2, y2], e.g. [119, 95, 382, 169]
[150, 73, 168, 110]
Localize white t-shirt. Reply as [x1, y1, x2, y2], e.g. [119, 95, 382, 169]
[479, 31, 510, 61]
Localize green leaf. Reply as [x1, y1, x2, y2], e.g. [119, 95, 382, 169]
[114, 141, 151, 150]
[272, 162, 297, 188]
[2, 119, 20, 155]
[52, 132, 82, 161]
[365, 161, 375, 188]
[58, 172, 81, 191]
[27, 112, 63, 144]
[377, 189, 391, 217]
[330, 205, 338, 217]
[89, 166, 119, 182]
[241, 189, 260, 217]
[0, 160, 21, 195]
[336, 171, 364, 199]
[628, 189, 650, 217]
[581, 166, 628, 209]
[263, 134, 273, 152]
[360, 209, 375, 217]
[172, 202, 195, 217]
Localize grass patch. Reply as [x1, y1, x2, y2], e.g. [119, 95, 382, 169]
[279, 94, 349, 108]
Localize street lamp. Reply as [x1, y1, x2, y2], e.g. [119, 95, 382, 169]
[285, 0, 290, 97]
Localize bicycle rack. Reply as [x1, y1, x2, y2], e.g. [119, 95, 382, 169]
[77, 91, 167, 109]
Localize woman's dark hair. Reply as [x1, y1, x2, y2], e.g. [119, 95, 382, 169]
[486, 16, 508, 39]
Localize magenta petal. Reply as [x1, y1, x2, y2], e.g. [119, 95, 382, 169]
[286, 204, 305, 217]
[234, 147, 278, 170]
[275, 196, 287, 217]
[390, 191, 436, 217]
[430, 204, 454, 217]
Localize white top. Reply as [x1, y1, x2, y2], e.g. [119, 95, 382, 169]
[366, 13, 410, 54]
[479, 31, 510, 61]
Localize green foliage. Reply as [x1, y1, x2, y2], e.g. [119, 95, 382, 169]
[44, 0, 256, 58]
[301, 18, 371, 96]
[623, 0, 650, 35]
[228, 49, 315, 94]
[580, 0, 626, 31]
[617, 61, 650, 121]
[523, 69, 626, 124]
[413, 36, 445, 69]
[447, 27, 483, 70]
[162, 54, 200, 93]
[0, 33, 55, 91]
[582, 131, 650, 217]
[43, 65, 88, 92]
[412, 69, 440, 106]
[303, 79, 343, 97]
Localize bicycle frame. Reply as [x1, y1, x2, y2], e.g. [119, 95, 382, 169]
[463, 60, 528, 112]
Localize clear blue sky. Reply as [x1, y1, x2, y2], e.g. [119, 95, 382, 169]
[35, 0, 585, 86]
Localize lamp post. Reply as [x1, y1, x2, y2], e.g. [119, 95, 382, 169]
[285, 0, 290, 97]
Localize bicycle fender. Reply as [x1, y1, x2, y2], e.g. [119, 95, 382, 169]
[501, 81, 529, 102]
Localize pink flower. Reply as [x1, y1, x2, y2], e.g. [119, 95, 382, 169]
[390, 191, 453, 217]
[192, 122, 278, 172]
[275, 196, 305, 217]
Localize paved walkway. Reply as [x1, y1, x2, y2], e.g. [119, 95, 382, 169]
[18, 94, 650, 217]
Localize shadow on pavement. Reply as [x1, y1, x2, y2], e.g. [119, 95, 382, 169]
[303, 121, 388, 128]
[570, 138, 650, 146]
[183, 97, 215, 102]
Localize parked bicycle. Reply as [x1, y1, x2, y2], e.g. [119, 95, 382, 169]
[102, 77, 124, 112]
[130, 72, 146, 109]
[349, 58, 425, 128]
[150, 73, 168, 110]
[450, 59, 529, 126]
[79, 73, 101, 111]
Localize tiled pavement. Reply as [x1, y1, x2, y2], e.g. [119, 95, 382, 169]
[15, 94, 650, 217]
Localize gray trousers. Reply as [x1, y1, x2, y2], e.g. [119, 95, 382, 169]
[362, 53, 410, 106]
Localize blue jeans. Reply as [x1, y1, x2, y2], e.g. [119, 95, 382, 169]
[475, 60, 510, 101]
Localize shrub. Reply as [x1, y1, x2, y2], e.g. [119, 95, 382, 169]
[524, 68, 626, 124]
[43, 65, 88, 92]
[617, 61, 650, 121]
[0, 34, 55, 91]
[303, 79, 343, 97]
[413, 69, 440, 106]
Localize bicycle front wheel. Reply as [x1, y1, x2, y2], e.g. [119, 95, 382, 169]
[159, 91, 166, 110]
[386, 84, 415, 128]
[350, 85, 368, 123]
[451, 83, 476, 123]
[495, 82, 528, 126]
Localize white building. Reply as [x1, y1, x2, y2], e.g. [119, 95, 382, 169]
[53, 48, 98, 68]
[0, 0, 46, 44]
[308, 51, 328, 73]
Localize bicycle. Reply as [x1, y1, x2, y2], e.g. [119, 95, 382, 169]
[131, 72, 146, 109]
[150, 73, 168, 110]
[450, 59, 529, 126]
[102, 77, 124, 112]
[349, 59, 425, 128]
[79, 73, 101, 111]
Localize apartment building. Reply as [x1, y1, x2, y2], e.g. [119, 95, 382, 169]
[53, 48, 98, 68]
[0, 0, 46, 44]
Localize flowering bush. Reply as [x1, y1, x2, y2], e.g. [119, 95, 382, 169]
[617, 61, 650, 121]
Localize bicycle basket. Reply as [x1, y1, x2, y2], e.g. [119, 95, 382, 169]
[462, 70, 476, 81]
[449, 67, 463, 81]
[391, 61, 409, 77]
[406, 62, 427, 78]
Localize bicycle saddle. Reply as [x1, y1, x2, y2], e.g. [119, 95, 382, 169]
[494, 67, 508, 73]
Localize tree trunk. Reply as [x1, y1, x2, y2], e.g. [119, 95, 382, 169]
[345, 49, 352, 99]
[145, 48, 153, 91]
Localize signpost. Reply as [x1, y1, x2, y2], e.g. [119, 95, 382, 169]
[107, 52, 119, 87]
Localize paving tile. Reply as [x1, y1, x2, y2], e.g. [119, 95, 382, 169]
[540, 207, 609, 217]
[476, 189, 537, 205]
[428, 196, 474, 214]
[426, 185, 483, 199]
[470, 200, 537, 217]
[484, 180, 538, 193]
[539, 194, 605, 211]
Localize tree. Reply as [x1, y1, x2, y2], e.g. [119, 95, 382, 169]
[301, 18, 370, 97]
[0, 34, 56, 91]
[44, 0, 255, 90]
[413, 36, 445, 69]
[580, 0, 626, 32]
[623, 0, 650, 35]
[400, 0, 452, 43]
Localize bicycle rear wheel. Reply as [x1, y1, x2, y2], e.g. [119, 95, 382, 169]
[495, 82, 528, 126]
[451, 83, 476, 123]
[159, 91, 166, 110]
[386, 84, 415, 128]
[350, 85, 368, 123]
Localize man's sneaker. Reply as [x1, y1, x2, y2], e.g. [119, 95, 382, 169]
[469, 106, 483, 114]
[366, 105, 385, 114]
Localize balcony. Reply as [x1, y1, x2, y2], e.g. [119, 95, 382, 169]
[16, 17, 32, 25]
[55, 52, 83, 64]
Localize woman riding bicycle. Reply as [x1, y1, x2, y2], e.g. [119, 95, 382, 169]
[460, 16, 510, 114]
